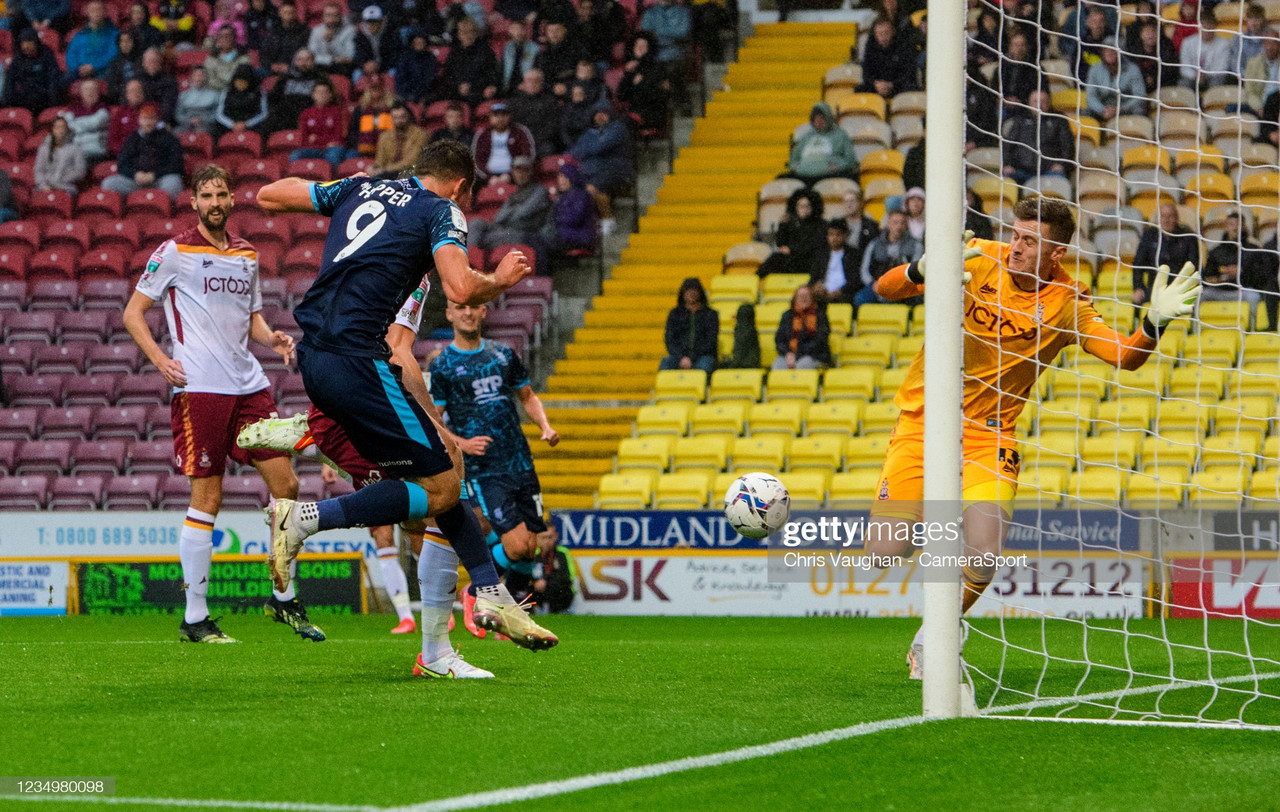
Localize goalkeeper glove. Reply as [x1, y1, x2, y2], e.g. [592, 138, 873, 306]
[906, 230, 983, 284]
[1143, 261, 1202, 337]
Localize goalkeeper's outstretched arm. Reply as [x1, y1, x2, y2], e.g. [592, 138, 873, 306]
[1079, 261, 1201, 370]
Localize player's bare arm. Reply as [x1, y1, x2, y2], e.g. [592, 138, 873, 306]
[257, 176, 362, 214]
[123, 290, 187, 387]
[518, 385, 559, 447]
[249, 312, 296, 365]
[434, 243, 532, 306]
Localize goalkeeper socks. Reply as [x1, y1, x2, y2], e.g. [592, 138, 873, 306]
[315, 481, 430, 531]
[272, 559, 297, 602]
[180, 509, 216, 624]
[961, 565, 993, 616]
[435, 500, 501, 588]
[418, 536, 460, 663]
[377, 546, 413, 622]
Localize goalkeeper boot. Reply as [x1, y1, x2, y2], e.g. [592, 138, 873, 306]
[265, 498, 307, 593]
[460, 586, 486, 639]
[907, 642, 923, 681]
[471, 595, 558, 652]
[390, 617, 417, 634]
[180, 616, 237, 644]
[265, 596, 326, 641]
[412, 649, 494, 679]
[237, 412, 312, 452]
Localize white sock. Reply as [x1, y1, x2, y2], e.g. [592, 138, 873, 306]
[295, 501, 320, 536]
[180, 509, 216, 624]
[476, 581, 514, 604]
[377, 547, 413, 622]
[272, 558, 298, 602]
[418, 538, 459, 663]
[912, 625, 924, 648]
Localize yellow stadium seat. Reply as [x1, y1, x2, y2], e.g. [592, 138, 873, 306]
[1015, 466, 1068, 506]
[1229, 364, 1280, 398]
[733, 435, 790, 471]
[862, 176, 905, 208]
[1125, 468, 1188, 507]
[1182, 172, 1235, 206]
[894, 336, 923, 367]
[827, 303, 854, 336]
[672, 435, 733, 472]
[1095, 398, 1155, 432]
[762, 273, 811, 303]
[807, 401, 864, 434]
[1140, 435, 1199, 472]
[840, 334, 897, 367]
[724, 242, 774, 273]
[1198, 301, 1253, 331]
[862, 401, 901, 434]
[836, 92, 887, 121]
[788, 435, 844, 471]
[845, 435, 892, 469]
[1153, 399, 1207, 434]
[708, 274, 760, 307]
[748, 401, 807, 435]
[879, 367, 909, 400]
[1093, 269, 1136, 299]
[859, 149, 905, 183]
[1202, 432, 1261, 470]
[1215, 396, 1276, 437]
[711, 472, 741, 503]
[1051, 88, 1085, 114]
[758, 178, 806, 205]
[813, 177, 859, 210]
[1120, 145, 1173, 174]
[1240, 172, 1280, 208]
[1169, 368, 1227, 402]
[767, 369, 821, 401]
[823, 63, 861, 95]
[653, 472, 712, 509]
[829, 470, 881, 508]
[1067, 469, 1128, 503]
[1242, 332, 1280, 364]
[691, 401, 749, 435]
[654, 370, 707, 402]
[708, 369, 765, 402]
[1026, 432, 1078, 469]
[756, 300, 790, 329]
[1036, 398, 1098, 434]
[1189, 466, 1250, 507]
[971, 177, 1019, 212]
[782, 471, 829, 509]
[616, 436, 674, 471]
[635, 402, 694, 436]
[819, 366, 880, 399]
[1049, 368, 1110, 402]
[1082, 431, 1142, 469]
[597, 472, 656, 509]
[1091, 300, 1135, 331]
[1248, 467, 1280, 504]
[856, 303, 911, 335]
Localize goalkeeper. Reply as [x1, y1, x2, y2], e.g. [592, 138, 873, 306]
[863, 196, 1201, 680]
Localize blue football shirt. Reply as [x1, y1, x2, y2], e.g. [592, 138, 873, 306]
[428, 340, 534, 478]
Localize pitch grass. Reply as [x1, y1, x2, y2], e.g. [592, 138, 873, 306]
[0, 615, 1277, 811]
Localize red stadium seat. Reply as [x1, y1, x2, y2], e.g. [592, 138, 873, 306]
[159, 474, 192, 509]
[91, 159, 117, 184]
[235, 157, 283, 186]
[26, 278, 80, 310]
[33, 343, 88, 374]
[220, 474, 270, 509]
[255, 243, 282, 276]
[179, 129, 214, 160]
[291, 214, 329, 245]
[116, 374, 170, 406]
[58, 310, 110, 343]
[0, 107, 34, 141]
[104, 473, 162, 509]
[286, 273, 314, 304]
[80, 248, 130, 279]
[0, 439, 15, 474]
[0, 342, 37, 374]
[175, 49, 209, 73]
[125, 440, 173, 474]
[89, 220, 141, 252]
[26, 189, 74, 220]
[285, 158, 333, 181]
[6, 372, 65, 407]
[240, 213, 293, 251]
[82, 278, 133, 310]
[474, 182, 514, 219]
[0, 279, 28, 310]
[217, 130, 263, 161]
[49, 474, 107, 510]
[93, 405, 150, 439]
[0, 136, 22, 162]
[281, 244, 324, 277]
[337, 156, 371, 176]
[0, 246, 33, 281]
[85, 343, 142, 374]
[266, 129, 302, 158]
[4, 311, 58, 342]
[126, 189, 175, 218]
[41, 219, 92, 253]
[140, 216, 197, 246]
[77, 188, 124, 219]
[259, 277, 288, 309]
[39, 406, 96, 439]
[15, 439, 73, 473]
[0, 474, 51, 509]
[63, 372, 122, 407]
[537, 154, 576, 183]
[483, 305, 537, 338]
[0, 220, 42, 252]
[235, 186, 262, 211]
[26, 247, 80, 282]
[501, 276, 554, 320]
[0, 407, 41, 439]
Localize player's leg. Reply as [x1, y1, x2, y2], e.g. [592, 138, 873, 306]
[412, 529, 493, 678]
[864, 417, 925, 562]
[372, 525, 416, 632]
[956, 437, 1019, 618]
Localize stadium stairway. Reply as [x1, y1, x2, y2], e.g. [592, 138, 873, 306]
[534, 23, 858, 510]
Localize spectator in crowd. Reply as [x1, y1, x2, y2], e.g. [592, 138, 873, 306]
[371, 101, 426, 176]
[470, 155, 551, 267]
[1001, 90, 1076, 184]
[244, 0, 282, 53]
[496, 0, 537, 25]
[757, 188, 826, 278]
[104, 29, 141, 101]
[442, 17, 498, 106]
[690, 0, 730, 63]
[726, 303, 760, 369]
[570, 100, 631, 235]
[1132, 199, 1200, 305]
[354, 5, 401, 82]
[266, 48, 322, 132]
[535, 0, 578, 30]
[1, 29, 60, 114]
[965, 188, 995, 242]
[659, 277, 719, 374]
[64, 0, 118, 85]
[473, 102, 535, 185]
[902, 128, 924, 189]
[1203, 212, 1267, 310]
[1130, 19, 1180, 96]
[500, 20, 540, 97]
[387, 0, 446, 42]
[537, 20, 584, 97]
[291, 80, 347, 166]
[0, 169, 18, 224]
[10, 0, 72, 35]
[840, 189, 879, 270]
[1236, 3, 1269, 74]
[859, 16, 917, 98]
[571, 0, 613, 68]
[1059, 1, 1117, 75]
[854, 210, 923, 307]
[442, 0, 487, 39]
[67, 78, 110, 159]
[560, 81, 596, 148]
[540, 162, 598, 255]
[139, 47, 180, 124]
[773, 284, 831, 371]
[206, 0, 246, 48]
[176, 64, 220, 132]
[213, 63, 269, 140]
[787, 102, 857, 184]
[573, 59, 608, 104]
[902, 187, 925, 240]
[346, 76, 397, 158]
[1072, 4, 1115, 79]
[1258, 233, 1280, 332]
[965, 59, 1000, 149]
[1083, 42, 1147, 123]
[262, 1, 311, 76]
[124, 2, 164, 51]
[1244, 32, 1280, 116]
[152, 0, 198, 49]
[34, 115, 87, 194]
[1122, 0, 1156, 52]
[428, 101, 473, 145]
[619, 33, 669, 132]
[811, 218, 862, 305]
[108, 78, 146, 154]
[1170, 0, 1198, 51]
[971, 6, 1003, 66]
[395, 30, 439, 104]
[510, 69, 562, 157]
[641, 0, 692, 94]
[1180, 5, 1235, 90]
[103, 102, 184, 200]
[309, 2, 357, 75]
[996, 30, 1040, 107]
[205, 26, 252, 92]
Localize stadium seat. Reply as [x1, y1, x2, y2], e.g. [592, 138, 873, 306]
[634, 402, 693, 436]
[732, 435, 789, 471]
[63, 372, 122, 407]
[94, 405, 150, 439]
[26, 248, 79, 282]
[37, 406, 94, 439]
[15, 439, 73, 474]
[672, 435, 732, 471]
[220, 474, 271, 510]
[855, 303, 910, 336]
[766, 369, 820, 401]
[281, 244, 325, 277]
[653, 370, 706, 402]
[845, 435, 892, 469]
[1066, 468, 1127, 503]
[49, 475, 106, 510]
[858, 149, 905, 184]
[0, 474, 51, 510]
[723, 242, 773, 274]
[805, 400, 863, 434]
[89, 220, 140, 252]
[124, 439, 172, 474]
[125, 189, 175, 219]
[653, 472, 711, 509]
[597, 472, 654, 509]
[1125, 469, 1188, 507]
[1015, 466, 1068, 507]
[101, 474, 160, 510]
[1082, 432, 1142, 470]
[0, 407, 41, 440]
[616, 436, 674, 471]
[5, 312, 57, 344]
[0, 342, 36, 374]
[708, 369, 764, 402]
[826, 303, 854, 336]
[690, 401, 749, 435]
[1169, 366, 1227, 400]
[708, 274, 758, 307]
[1202, 433, 1261, 470]
[217, 130, 263, 161]
[782, 471, 828, 509]
[1026, 432, 1079, 470]
[788, 435, 843, 472]
[761, 274, 810, 304]
[1153, 399, 1207, 434]
[7, 372, 64, 407]
[862, 402, 900, 434]
[839, 334, 897, 367]
[1095, 399, 1154, 432]
[0, 247, 32, 281]
[72, 439, 129, 475]
[27, 189, 73, 220]
[1190, 466, 1250, 508]
[747, 401, 807, 435]
[828, 470, 881, 508]
[85, 344, 141, 374]
[822, 367, 878, 401]
[26, 278, 79, 310]
[42, 220, 91, 254]
[1248, 467, 1280, 505]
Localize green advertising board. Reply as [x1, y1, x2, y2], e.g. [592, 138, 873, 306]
[74, 555, 366, 615]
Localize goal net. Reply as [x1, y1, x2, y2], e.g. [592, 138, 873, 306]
[954, 0, 1280, 728]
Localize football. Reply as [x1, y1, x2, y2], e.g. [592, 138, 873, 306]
[723, 473, 791, 539]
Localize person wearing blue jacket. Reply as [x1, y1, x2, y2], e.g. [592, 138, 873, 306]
[64, 0, 118, 84]
[569, 99, 631, 235]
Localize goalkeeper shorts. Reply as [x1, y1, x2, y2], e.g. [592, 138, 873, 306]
[869, 411, 1019, 520]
